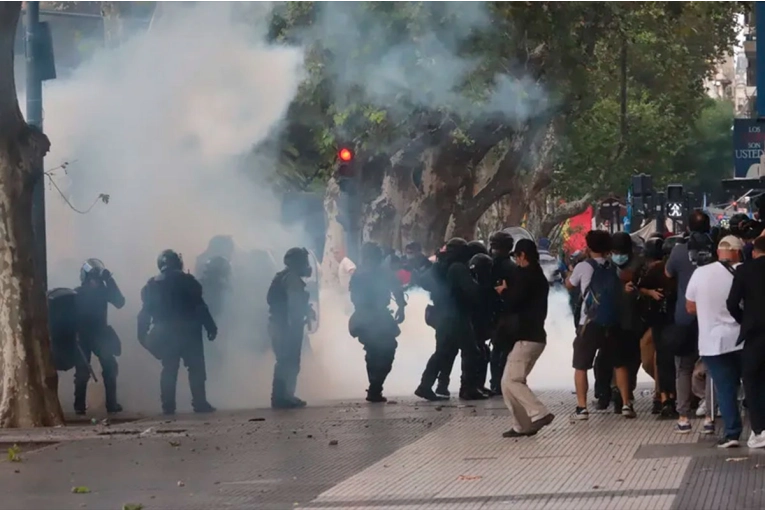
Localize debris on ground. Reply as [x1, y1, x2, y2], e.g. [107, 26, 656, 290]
[7, 444, 21, 463]
[328, 440, 339, 446]
[248, 418, 265, 422]
[726, 457, 748, 463]
[435, 406, 443, 412]
[122, 504, 144, 510]
[177, 481, 185, 487]
[71, 486, 91, 494]
[169, 441, 181, 447]
[457, 475, 482, 481]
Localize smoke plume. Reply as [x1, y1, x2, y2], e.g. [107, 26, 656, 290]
[25, 2, 628, 414]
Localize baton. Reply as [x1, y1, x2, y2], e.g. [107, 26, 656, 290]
[75, 340, 98, 383]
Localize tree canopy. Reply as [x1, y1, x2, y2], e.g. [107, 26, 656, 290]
[267, 1, 741, 245]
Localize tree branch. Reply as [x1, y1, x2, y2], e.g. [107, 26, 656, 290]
[539, 194, 592, 238]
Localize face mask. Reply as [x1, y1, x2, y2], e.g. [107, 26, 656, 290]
[611, 254, 629, 267]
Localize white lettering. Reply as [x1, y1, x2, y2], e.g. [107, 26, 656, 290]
[735, 149, 765, 159]
[750, 126, 762, 133]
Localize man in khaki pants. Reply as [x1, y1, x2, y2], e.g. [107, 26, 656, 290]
[496, 240, 555, 438]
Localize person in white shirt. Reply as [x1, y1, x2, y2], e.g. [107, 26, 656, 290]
[685, 235, 744, 448]
[335, 248, 356, 314]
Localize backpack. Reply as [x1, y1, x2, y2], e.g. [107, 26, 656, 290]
[583, 259, 623, 327]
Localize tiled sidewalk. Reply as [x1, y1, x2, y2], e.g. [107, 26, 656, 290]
[0, 391, 760, 510]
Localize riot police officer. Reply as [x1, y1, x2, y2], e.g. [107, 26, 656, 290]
[74, 259, 126, 415]
[489, 231, 517, 396]
[469, 252, 499, 395]
[267, 247, 314, 409]
[349, 242, 406, 402]
[138, 249, 218, 415]
[198, 255, 232, 321]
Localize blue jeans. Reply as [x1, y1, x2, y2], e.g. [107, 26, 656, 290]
[702, 352, 743, 440]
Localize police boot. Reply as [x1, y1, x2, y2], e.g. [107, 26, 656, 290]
[366, 390, 387, 403]
[435, 382, 451, 398]
[190, 378, 216, 413]
[459, 387, 489, 401]
[73, 379, 88, 415]
[103, 373, 122, 414]
[415, 385, 447, 402]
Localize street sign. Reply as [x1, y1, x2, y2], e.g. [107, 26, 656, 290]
[666, 202, 683, 219]
[734, 118, 765, 178]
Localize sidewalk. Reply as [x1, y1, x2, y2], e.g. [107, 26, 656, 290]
[0, 390, 761, 510]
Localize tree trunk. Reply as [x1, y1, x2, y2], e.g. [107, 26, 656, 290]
[0, 2, 64, 428]
[320, 177, 344, 288]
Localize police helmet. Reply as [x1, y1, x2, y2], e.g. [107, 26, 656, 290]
[284, 247, 309, 269]
[644, 237, 664, 261]
[204, 255, 232, 277]
[662, 235, 684, 257]
[80, 258, 106, 283]
[157, 249, 183, 272]
[489, 231, 514, 253]
[207, 235, 234, 257]
[469, 253, 493, 284]
[467, 240, 488, 258]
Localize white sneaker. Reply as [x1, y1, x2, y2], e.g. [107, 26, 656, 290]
[748, 431, 765, 449]
[696, 399, 707, 418]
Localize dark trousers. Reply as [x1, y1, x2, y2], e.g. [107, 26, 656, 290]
[490, 345, 509, 392]
[743, 337, 765, 434]
[271, 328, 304, 402]
[160, 336, 208, 413]
[653, 324, 677, 395]
[362, 341, 397, 395]
[437, 347, 458, 390]
[593, 349, 612, 400]
[703, 351, 743, 440]
[422, 320, 479, 391]
[477, 341, 490, 388]
[74, 336, 119, 412]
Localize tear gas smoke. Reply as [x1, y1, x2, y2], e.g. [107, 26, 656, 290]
[38, 3, 307, 412]
[27, 3, 628, 414]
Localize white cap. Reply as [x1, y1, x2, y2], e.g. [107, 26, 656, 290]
[718, 235, 745, 251]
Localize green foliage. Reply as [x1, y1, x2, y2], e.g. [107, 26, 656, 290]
[267, 1, 741, 204]
[673, 99, 735, 201]
[7, 444, 20, 463]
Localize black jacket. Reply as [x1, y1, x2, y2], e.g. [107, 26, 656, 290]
[501, 264, 548, 343]
[727, 257, 765, 343]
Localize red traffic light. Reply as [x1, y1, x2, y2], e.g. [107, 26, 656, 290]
[338, 148, 353, 162]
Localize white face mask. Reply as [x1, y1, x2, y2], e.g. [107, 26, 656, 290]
[611, 253, 629, 266]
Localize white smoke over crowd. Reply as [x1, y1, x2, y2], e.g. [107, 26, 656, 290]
[21, 3, 608, 414]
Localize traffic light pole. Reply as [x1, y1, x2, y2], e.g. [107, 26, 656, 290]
[26, 1, 48, 289]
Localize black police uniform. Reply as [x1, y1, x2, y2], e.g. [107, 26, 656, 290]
[74, 259, 125, 414]
[349, 243, 406, 402]
[417, 238, 484, 401]
[267, 247, 312, 409]
[138, 250, 217, 415]
[469, 252, 499, 393]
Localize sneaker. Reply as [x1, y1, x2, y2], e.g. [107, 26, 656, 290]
[701, 420, 715, 435]
[651, 399, 662, 415]
[193, 402, 217, 413]
[595, 395, 610, 411]
[659, 400, 679, 420]
[748, 431, 765, 449]
[574, 407, 589, 421]
[459, 388, 489, 401]
[366, 393, 387, 403]
[106, 403, 123, 414]
[622, 404, 636, 419]
[717, 437, 740, 448]
[696, 399, 707, 418]
[675, 421, 692, 434]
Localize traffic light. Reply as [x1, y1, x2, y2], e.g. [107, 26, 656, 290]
[631, 174, 653, 215]
[665, 184, 685, 219]
[335, 147, 356, 194]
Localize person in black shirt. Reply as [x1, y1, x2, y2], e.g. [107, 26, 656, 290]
[488, 231, 518, 396]
[497, 239, 553, 437]
[727, 236, 765, 448]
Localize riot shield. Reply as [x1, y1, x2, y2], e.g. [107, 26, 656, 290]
[47, 288, 79, 372]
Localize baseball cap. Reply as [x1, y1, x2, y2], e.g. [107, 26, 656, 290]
[718, 235, 745, 251]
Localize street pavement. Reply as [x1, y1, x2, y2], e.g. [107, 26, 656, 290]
[0, 390, 763, 510]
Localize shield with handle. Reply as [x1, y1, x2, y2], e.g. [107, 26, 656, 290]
[47, 288, 97, 381]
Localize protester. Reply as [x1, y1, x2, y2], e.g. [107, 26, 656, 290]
[727, 236, 765, 449]
[686, 235, 743, 447]
[497, 239, 554, 437]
